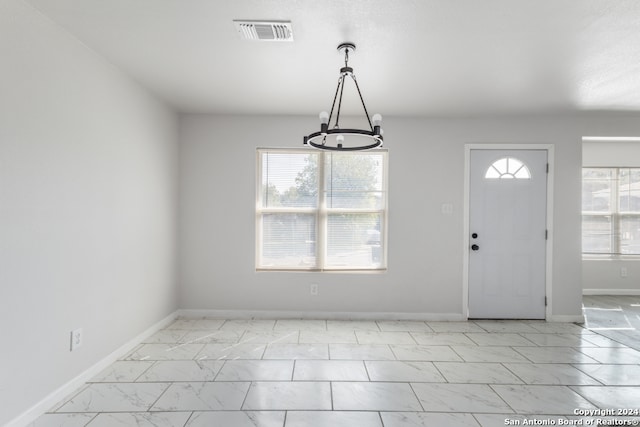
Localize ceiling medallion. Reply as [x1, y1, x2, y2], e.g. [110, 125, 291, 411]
[303, 43, 383, 151]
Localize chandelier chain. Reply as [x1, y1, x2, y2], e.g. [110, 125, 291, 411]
[328, 75, 342, 129]
[353, 76, 374, 132]
[335, 76, 346, 129]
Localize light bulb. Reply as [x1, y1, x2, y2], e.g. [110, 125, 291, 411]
[372, 113, 382, 126]
[319, 111, 329, 124]
[336, 134, 345, 144]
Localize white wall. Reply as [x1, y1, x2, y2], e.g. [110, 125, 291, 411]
[582, 140, 640, 294]
[582, 260, 640, 295]
[0, 1, 178, 424]
[180, 114, 640, 320]
[583, 140, 640, 168]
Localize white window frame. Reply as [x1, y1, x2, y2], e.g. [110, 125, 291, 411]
[582, 167, 640, 257]
[256, 148, 388, 272]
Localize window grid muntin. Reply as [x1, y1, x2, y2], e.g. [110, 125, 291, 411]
[485, 157, 532, 180]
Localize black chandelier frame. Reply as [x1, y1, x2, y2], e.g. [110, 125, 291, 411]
[303, 43, 383, 151]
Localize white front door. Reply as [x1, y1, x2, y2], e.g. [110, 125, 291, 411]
[468, 149, 547, 319]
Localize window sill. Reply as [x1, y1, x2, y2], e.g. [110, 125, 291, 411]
[256, 268, 388, 274]
[582, 254, 640, 261]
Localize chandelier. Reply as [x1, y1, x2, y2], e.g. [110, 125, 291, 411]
[303, 43, 383, 151]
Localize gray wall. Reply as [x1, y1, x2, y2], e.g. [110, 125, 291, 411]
[0, 1, 178, 424]
[179, 114, 640, 319]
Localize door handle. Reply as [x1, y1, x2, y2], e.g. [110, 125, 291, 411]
[471, 244, 479, 251]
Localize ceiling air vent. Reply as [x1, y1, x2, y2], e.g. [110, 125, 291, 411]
[233, 20, 293, 41]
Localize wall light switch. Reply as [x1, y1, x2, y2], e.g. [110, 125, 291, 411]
[441, 204, 453, 215]
[70, 328, 83, 351]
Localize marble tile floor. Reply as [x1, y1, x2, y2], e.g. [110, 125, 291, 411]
[583, 295, 640, 351]
[30, 303, 640, 427]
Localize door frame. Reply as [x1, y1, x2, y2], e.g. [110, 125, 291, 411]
[463, 144, 555, 320]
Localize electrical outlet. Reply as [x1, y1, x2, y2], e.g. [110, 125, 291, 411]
[310, 283, 319, 296]
[70, 328, 83, 351]
[621, 267, 628, 278]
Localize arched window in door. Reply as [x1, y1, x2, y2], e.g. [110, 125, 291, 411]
[485, 157, 531, 179]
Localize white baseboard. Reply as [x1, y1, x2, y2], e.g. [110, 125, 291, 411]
[5, 311, 178, 427]
[178, 309, 465, 322]
[178, 309, 588, 323]
[547, 314, 586, 323]
[583, 289, 640, 296]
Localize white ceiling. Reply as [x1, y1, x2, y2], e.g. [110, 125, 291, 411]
[25, 0, 640, 116]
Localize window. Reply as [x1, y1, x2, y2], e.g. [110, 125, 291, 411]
[582, 168, 640, 255]
[256, 148, 388, 271]
[485, 157, 531, 179]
